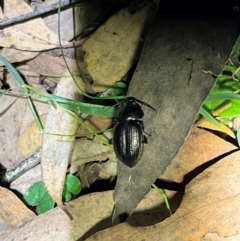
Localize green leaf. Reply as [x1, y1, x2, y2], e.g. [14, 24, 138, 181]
[64, 174, 81, 195]
[203, 75, 235, 112]
[231, 36, 240, 61]
[205, 93, 240, 102]
[24, 176, 81, 214]
[218, 99, 240, 118]
[62, 190, 72, 202]
[23, 181, 55, 214]
[111, 81, 128, 97]
[36, 192, 55, 215]
[203, 99, 227, 113]
[220, 81, 240, 92]
[216, 74, 234, 84]
[224, 64, 238, 73]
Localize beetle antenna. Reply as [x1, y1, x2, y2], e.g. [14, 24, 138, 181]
[135, 98, 156, 111]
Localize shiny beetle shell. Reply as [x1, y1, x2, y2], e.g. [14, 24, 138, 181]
[113, 120, 146, 167]
[112, 97, 155, 168]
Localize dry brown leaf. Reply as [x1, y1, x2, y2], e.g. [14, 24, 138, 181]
[5, 191, 114, 241]
[202, 232, 240, 241]
[10, 164, 42, 195]
[7, 145, 240, 241]
[0, 75, 48, 171]
[82, 1, 154, 92]
[0, 48, 40, 67]
[18, 114, 46, 158]
[163, 125, 237, 183]
[5, 208, 72, 241]
[41, 0, 115, 42]
[85, 151, 240, 241]
[0, 0, 71, 51]
[0, 3, 39, 66]
[128, 126, 238, 226]
[70, 139, 116, 174]
[41, 73, 84, 206]
[27, 53, 80, 77]
[3, 189, 174, 240]
[0, 217, 13, 241]
[25, 52, 82, 91]
[0, 187, 36, 229]
[77, 116, 113, 137]
[38, 0, 74, 41]
[197, 118, 235, 139]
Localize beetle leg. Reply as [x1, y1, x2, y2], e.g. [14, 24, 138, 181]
[143, 135, 148, 144]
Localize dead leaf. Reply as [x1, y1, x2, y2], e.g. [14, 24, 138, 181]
[0, 48, 40, 67]
[18, 114, 46, 158]
[10, 165, 42, 195]
[41, 73, 84, 206]
[0, 187, 35, 229]
[38, 0, 74, 41]
[0, 187, 180, 240]
[76, 116, 113, 137]
[26, 52, 81, 91]
[0, 217, 13, 241]
[82, 1, 154, 92]
[5, 191, 114, 241]
[201, 232, 240, 241]
[70, 139, 116, 174]
[85, 151, 240, 240]
[197, 118, 235, 139]
[0, 0, 71, 51]
[78, 162, 111, 188]
[164, 125, 238, 183]
[5, 208, 72, 241]
[3, 188, 169, 240]
[112, 2, 239, 223]
[7, 149, 240, 241]
[0, 75, 48, 171]
[27, 53, 80, 78]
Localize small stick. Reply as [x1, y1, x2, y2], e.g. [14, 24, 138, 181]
[1, 149, 42, 183]
[0, 0, 72, 28]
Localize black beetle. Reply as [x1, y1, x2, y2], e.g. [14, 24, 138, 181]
[112, 97, 155, 168]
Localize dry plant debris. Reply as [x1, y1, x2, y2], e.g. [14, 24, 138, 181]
[1, 0, 239, 240]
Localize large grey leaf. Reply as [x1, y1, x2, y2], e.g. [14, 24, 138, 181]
[113, 3, 240, 223]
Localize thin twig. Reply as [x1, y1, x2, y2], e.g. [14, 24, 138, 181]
[0, 89, 49, 104]
[1, 149, 42, 183]
[0, 0, 72, 28]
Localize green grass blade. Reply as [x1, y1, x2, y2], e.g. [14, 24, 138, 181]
[0, 55, 43, 131]
[23, 84, 116, 117]
[0, 89, 10, 97]
[152, 184, 172, 216]
[199, 107, 220, 127]
[205, 93, 240, 102]
[54, 102, 112, 148]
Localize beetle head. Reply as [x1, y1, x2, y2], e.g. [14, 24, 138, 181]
[114, 97, 144, 121]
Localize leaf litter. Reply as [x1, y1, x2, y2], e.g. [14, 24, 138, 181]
[1, 0, 240, 240]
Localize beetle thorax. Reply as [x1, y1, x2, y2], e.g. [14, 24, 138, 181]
[117, 105, 144, 121]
